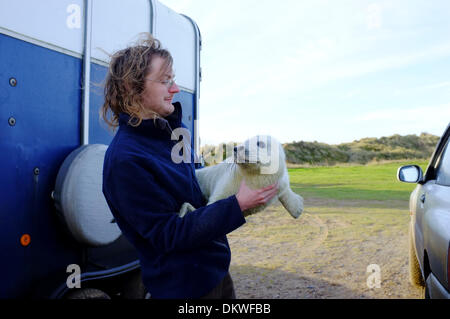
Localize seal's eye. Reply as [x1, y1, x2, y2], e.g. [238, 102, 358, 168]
[257, 141, 265, 148]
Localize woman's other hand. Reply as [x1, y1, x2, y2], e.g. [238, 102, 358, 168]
[235, 179, 278, 212]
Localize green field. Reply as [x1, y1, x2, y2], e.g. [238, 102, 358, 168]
[288, 160, 429, 201]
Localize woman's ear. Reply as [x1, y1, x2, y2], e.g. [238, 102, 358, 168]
[123, 79, 133, 92]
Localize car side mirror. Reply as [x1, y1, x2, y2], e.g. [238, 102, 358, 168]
[397, 165, 423, 183]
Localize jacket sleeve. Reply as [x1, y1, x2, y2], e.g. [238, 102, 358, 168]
[103, 158, 246, 254]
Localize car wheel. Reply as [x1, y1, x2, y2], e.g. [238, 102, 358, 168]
[409, 225, 425, 287]
[423, 276, 432, 299]
[64, 288, 111, 299]
[423, 285, 430, 299]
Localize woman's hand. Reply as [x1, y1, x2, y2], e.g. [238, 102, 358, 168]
[235, 179, 279, 212]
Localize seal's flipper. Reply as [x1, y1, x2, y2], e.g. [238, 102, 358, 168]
[279, 190, 304, 219]
[179, 202, 196, 218]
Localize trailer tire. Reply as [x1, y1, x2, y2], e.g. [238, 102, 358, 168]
[64, 288, 111, 299]
[53, 144, 122, 246]
[122, 270, 150, 299]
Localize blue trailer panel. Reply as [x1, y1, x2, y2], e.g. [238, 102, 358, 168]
[0, 0, 201, 298]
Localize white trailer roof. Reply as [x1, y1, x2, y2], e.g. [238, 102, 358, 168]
[0, 0, 198, 92]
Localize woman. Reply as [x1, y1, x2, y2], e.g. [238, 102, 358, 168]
[101, 33, 278, 299]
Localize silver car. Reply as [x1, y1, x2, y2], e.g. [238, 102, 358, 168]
[397, 123, 450, 298]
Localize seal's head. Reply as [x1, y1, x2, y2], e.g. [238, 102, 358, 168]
[233, 135, 285, 175]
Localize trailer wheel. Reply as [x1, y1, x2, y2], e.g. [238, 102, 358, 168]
[122, 270, 150, 299]
[64, 288, 111, 299]
[53, 144, 122, 246]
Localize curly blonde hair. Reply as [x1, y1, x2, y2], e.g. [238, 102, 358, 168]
[101, 33, 173, 130]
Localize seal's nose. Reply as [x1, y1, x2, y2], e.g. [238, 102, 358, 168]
[234, 145, 245, 162]
[234, 145, 244, 153]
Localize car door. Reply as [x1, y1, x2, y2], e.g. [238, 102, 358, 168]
[421, 127, 450, 289]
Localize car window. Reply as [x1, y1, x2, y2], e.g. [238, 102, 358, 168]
[436, 138, 450, 186]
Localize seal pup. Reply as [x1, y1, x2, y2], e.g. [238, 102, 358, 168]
[179, 135, 304, 218]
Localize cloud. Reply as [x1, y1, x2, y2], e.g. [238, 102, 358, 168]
[394, 81, 450, 95]
[423, 82, 450, 90]
[302, 43, 450, 90]
[344, 89, 362, 98]
[353, 103, 450, 122]
[367, 3, 383, 30]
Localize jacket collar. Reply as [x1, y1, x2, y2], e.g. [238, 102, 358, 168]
[118, 102, 182, 138]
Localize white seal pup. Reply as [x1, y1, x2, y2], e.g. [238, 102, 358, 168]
[179, 135, 304, 218]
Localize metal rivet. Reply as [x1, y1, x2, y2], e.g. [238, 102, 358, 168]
[34, 168, 40, 175]
[9, 77, 17, 87]
[20, 234, 31, 247]
[8, 117, 16, 126]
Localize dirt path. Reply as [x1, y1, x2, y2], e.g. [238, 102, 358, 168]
[227, 197, 424, 299]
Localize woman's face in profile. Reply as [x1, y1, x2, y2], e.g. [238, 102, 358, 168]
[141, 56, 179, 118]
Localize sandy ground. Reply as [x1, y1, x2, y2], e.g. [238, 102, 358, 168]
[227, 197, 424, 299]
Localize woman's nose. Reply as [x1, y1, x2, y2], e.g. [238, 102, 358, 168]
[169, 82, 180, 93]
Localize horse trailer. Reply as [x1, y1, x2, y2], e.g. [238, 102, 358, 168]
[0, 0, 201, 298]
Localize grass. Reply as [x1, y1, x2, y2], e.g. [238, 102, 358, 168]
[288, 160, 428, 201]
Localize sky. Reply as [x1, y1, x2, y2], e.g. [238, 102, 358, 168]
[160, 0, 450, 146]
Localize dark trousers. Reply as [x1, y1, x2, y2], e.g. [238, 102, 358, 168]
[201, 272, 236, 299]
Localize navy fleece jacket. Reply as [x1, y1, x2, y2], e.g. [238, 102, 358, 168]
[102, 103, 246, 298]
